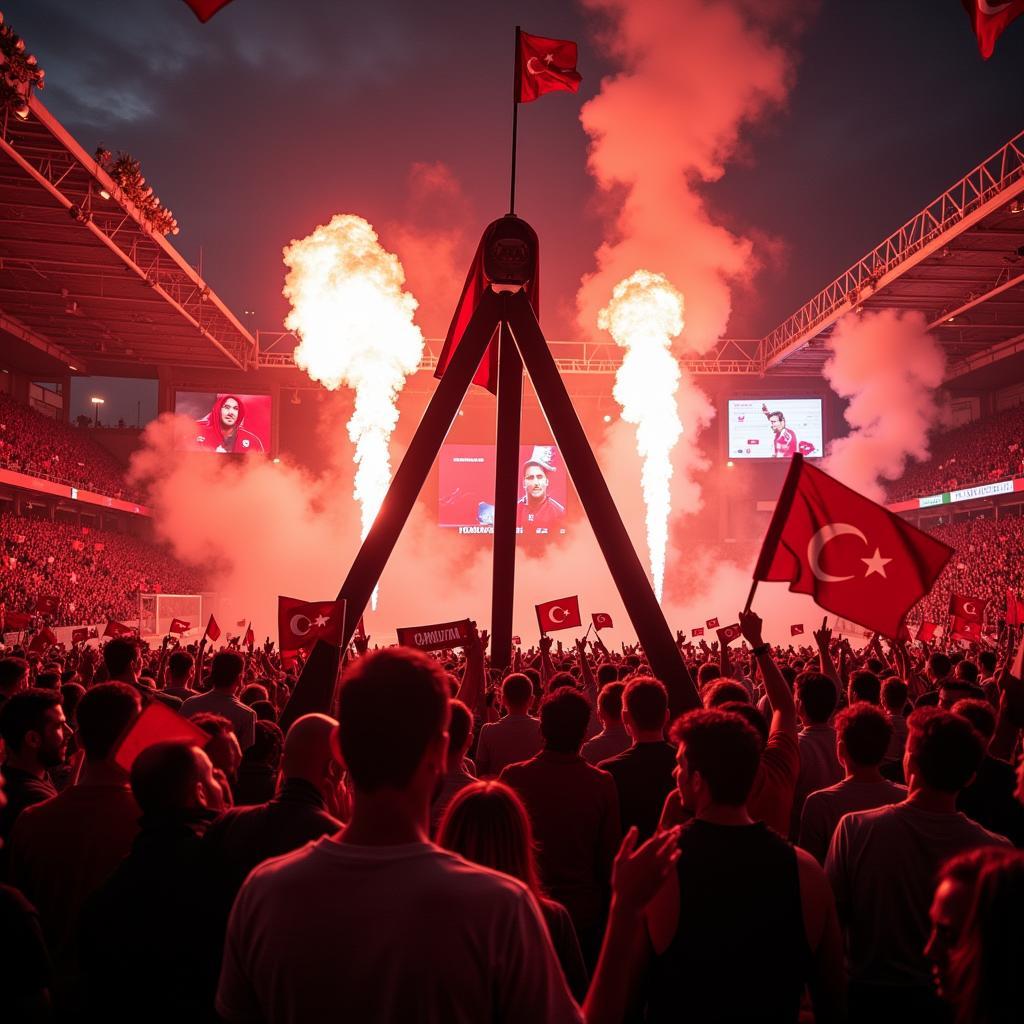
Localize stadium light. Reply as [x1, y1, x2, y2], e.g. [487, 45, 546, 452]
[90, 395, 104, 426]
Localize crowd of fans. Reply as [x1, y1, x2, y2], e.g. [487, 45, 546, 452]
[0, 393, 141, 502]
[0, 608, 1022, 1023]
[912, 513, 1024, 628]
[0, 513, 204, 629]
[886, 402, 1024, 503]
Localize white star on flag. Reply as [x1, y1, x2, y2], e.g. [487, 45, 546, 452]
[313, 614, 330, 628]
[861, 548, 892, 578]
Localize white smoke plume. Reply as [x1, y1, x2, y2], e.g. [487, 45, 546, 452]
[823, 309, 946, 501]
[282, 214, 425, 607]
[577, 0, 797, 352]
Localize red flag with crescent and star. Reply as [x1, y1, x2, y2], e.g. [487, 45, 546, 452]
[705, 617, 719, 630]
[516, 31, 582, 103]
[791, 624, 805, 637]
[716, 623, 742, 646]
[103, 620, 135, 639]
[753, 455, 953, 640]
[278, 596, 346, 652]
[592, 612, 613, 631]
[951, 616, 983, 642]
[168, 618, 190, 634]
[949, 593, 987, 623]
[183, 0, 235, 22]
[961, 1, 1024, 59]
[536, 595, 582, 634]
[917, 621, 940, 643]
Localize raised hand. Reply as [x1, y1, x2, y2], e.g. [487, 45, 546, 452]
[738, 609, 764, 648]
[610, 826, 682, 913]
[539, 634, 553, 653]
[813, 615, 832, 649]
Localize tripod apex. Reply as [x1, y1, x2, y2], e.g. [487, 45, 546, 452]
[483, 214, 538, 287]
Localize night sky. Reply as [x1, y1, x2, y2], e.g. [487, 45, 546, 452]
[6, 0, 1023, 424]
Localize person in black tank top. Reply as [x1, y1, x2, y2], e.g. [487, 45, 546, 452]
[640, 707, 843, 1024]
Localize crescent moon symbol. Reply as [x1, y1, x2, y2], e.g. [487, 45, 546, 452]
[549, 605, 568, 623]
[963, 601, 976, 616]
[807, 523, 867, 583]
[526, 57, 542, 75]
[978, 2, 1013, 14]
[290, 614, 311, 636]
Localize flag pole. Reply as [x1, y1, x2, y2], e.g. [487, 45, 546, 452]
[509, 26, 521, 215]
[748, 454, 804, 612]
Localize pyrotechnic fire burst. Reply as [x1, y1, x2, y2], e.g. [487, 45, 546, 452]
[598, 270, 685, 601]
[283, 214, 424, 609]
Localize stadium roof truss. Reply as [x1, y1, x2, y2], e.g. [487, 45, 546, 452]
[0, 95, 256, 377]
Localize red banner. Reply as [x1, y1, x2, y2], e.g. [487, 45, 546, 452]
[396, 619, 474, 651]
[716, 623, 742, 646]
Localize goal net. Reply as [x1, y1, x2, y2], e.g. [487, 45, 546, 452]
[138, 593, 204, 640]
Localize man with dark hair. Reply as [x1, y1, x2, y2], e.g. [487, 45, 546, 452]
[475, 672, 541, 777]
[0, 655, 30, 710]
[217, 649, 582, 1023]
[0, 688, 65, 847]
[430, 699, 476, 833]
[792, 671, 843, 837]
[104, 636, 182, 711]
[10, 682, 142, 988]
[581, 681, 629, 765]
[881, 677, 910, 778]
[848, 669, 881, 706]
[826, 708, 1010, 1021]
[952, 698, 1024, 845]
[798, 704, 906, 864]
[914, 652, 954, 709]
[633, 709, 844, 1023]
[162, 650, 197, 702]
[182, 650, 256, 749]
[80, 741, 225, 1022]
[190, 713, 243, 798]
[701, 679, 750, 708]
[598, 677, 674, 840]
[501, 686, 621, 963]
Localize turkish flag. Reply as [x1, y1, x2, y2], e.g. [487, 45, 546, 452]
[168, 618, 190, 634]
[753, 455, 953, 640]
[716, 623, 742, 646]
[243, 623, 255, 648]
[35, 595, 58, 616]
[204, 614, 221, 641]
[592, 612, 614, 631]
[434, 220, 540, 395]
[182, 0, 235, 22]
[517, 31, 583, 103]
[705, 617, 720, 629]
[278, 596, 346, 652]
[72, 627, 90, 644]
[103, 620, 135, 638]
[961, 0, 1024, 59]
[1007, 588, 1024, 627]
[28, 627, 57, 653]
[114, 702, 209, 772]
[951, 616, 982, 642]
[511, 635, 522, 645]
[691, 627, 705, 637]
[917, 621, 940, 643]
[791, 624, 805, 637]
[6, 611, 33, 630]
[536, 595, 582, 633]
[949, 594, 986, 623]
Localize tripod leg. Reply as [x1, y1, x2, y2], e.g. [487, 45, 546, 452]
[491, 320, 523, 670]
[334, 287, 505, 637]
[505, 290, 700, 714]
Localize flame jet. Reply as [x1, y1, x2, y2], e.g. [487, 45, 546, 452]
[598, 270, 685, 601]
[283, 214, 424, 609]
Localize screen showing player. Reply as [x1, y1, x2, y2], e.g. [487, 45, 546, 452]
[174, 392, 272, 455]
[727, 398, 824, 460]
[438, 443, 569, 536]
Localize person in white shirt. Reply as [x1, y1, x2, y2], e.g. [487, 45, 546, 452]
[475, 673, 542, 777]
[216, 647, 583, 1024]
[181, 651, 256, 750]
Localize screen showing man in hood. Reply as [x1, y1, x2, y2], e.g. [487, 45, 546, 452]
[174, 391, 271, 455]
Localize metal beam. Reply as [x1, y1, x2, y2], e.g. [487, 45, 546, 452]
[0, 306, 86, 373]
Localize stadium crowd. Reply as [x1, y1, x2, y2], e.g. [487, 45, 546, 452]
[0, 393, 141, 503]
[913, 513, 1024, 629]
[886, 402, 1024, 503]
[0, 606, 1021, 1024]
[0, 513, 204, 629]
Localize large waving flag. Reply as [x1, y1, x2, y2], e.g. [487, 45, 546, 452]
[961, 1, 1024, 59]
[753, 455, 952, 639]
[516, 31, 582, 103]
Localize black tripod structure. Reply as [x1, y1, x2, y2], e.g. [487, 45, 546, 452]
[280, 219, 700, 730]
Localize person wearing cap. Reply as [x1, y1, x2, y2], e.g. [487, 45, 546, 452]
[516, 446, 565, 530]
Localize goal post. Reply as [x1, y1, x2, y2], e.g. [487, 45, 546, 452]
[138, 593, 205, 641]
